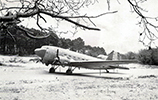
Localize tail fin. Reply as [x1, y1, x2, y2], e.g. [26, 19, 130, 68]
[106, 50, 121, 60]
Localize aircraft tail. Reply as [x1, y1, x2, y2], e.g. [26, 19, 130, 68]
[106, 50, 121, 60]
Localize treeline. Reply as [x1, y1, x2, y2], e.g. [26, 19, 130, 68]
[57, 37, 106, 57]
[0, 26, 59, 55]
[0, 26, 106, 56]
[123, 48, 158, 65]
[121, 52, 138, 60]
[1, 26, 158, 65]
[138, 48, 158, 65]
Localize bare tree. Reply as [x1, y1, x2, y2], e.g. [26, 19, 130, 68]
[0, 0, 117, 39]
[1, 0, 157, 48]
[105, 0, 158, 48]
[127, 0, 158, 48]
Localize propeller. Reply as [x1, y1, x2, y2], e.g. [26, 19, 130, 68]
[56, 49, 60, 61]
[53, 49, 61, 65]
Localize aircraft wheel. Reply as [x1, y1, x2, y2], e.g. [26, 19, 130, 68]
[66, 69, 72, 74]
[106, 69, 109, 73]
[49, 67, 55, 73]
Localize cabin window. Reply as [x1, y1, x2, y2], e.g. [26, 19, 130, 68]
[66, 55, 71, 59]
[68, 55, 71, 57]
[67, 56, 71, 59]
[73, 56, 76, 60]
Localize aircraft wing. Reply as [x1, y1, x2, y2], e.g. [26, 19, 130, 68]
[63, 60, 137, 70]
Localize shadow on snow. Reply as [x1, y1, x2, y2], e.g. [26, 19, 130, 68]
[42, 70, 127, 80]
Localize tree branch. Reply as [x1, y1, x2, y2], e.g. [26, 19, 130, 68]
[17, 25, 50, 39]
[0, 0, 117, 39]
[128, 0, 158, 47]
[0, 9, 114, 31]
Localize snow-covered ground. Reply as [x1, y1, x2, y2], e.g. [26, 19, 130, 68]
[0, 55, 158, 100]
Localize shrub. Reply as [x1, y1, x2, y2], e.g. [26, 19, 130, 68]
[138, 48, 158, 65]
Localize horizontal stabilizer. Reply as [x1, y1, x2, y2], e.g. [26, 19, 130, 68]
[109, 65, 129, 70]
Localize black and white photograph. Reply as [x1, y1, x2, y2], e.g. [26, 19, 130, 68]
[0, 0, 158, 100]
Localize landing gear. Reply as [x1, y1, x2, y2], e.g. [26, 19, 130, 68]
[106, 69, 109, 73]
[66, 68, 72, 74]
[49, 65, 60, 73]
[49, 65, 75, 74]
[66, 67, 76, 74]
[49, 67, 55, 73]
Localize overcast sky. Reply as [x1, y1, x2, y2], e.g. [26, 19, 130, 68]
[20, 0, 158, 54]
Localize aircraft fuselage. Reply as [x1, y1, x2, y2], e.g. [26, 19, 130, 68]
[35, 46, 102, 66]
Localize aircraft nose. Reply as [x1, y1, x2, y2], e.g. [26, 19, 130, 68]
[34, 48, 46, 58]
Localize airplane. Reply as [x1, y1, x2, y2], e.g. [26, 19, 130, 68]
[34, 45, 137, 74]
